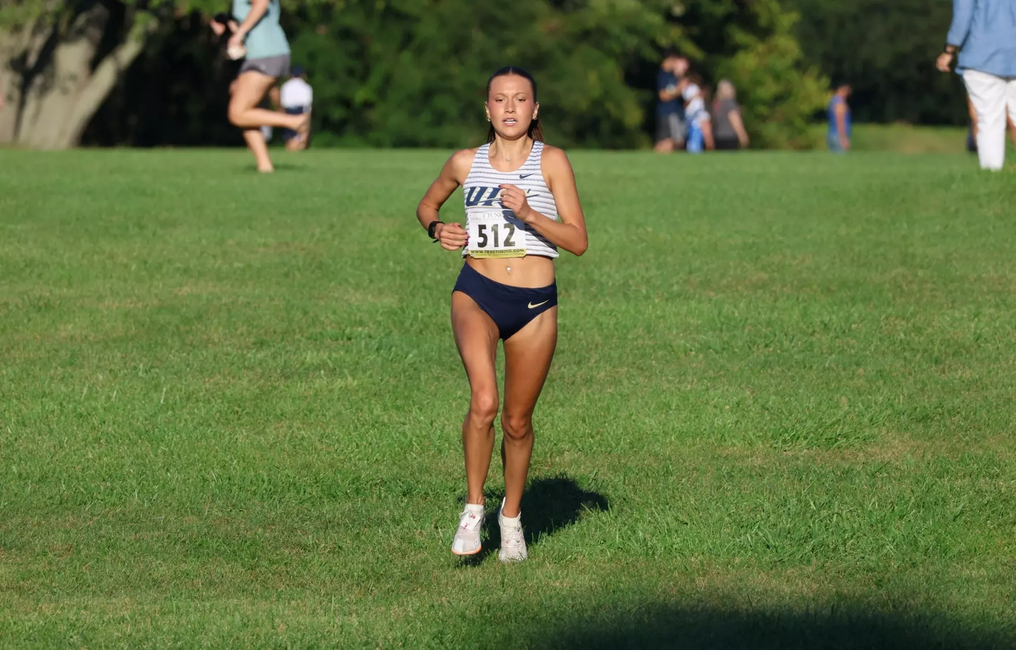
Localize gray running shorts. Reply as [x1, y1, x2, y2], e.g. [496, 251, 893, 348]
[656, 112, 686, 144]
[239, 54, 291, 79]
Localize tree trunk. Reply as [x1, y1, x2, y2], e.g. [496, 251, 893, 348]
[0, 63, 18, 143]
[0, 3, 157, 149]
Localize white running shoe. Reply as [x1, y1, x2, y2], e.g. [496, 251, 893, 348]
[451, 503, 485, 555]
[498, 498, 528, 563]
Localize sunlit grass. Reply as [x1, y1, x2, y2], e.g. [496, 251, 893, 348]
[1, 148, 1014, 648]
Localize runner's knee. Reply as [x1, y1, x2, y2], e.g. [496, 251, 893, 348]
[227, 100, 248, 127]
[468, 390, 499, 428]
[501, 412, 532, 442]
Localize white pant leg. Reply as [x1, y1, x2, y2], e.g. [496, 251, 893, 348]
[964, 69, 1008, 170]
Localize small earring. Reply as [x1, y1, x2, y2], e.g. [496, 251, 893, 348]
[486, 116, 491, 122]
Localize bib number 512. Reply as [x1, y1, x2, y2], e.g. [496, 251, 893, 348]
[476, 222, 517, 249]
[469, 210, 527, 258]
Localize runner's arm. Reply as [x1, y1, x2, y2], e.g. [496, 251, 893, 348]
[417, 149, 474, 250]
[233, 0, 270, 40]
[502, 147, 587, 257]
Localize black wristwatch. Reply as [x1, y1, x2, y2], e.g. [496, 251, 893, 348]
[428, 220, 444, 240]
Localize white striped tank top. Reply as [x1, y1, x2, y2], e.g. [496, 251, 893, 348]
[462, 141, 559, 260]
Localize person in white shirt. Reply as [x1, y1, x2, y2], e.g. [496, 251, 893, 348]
[280, 65, 313, 150]
[678, 74, 714, 153]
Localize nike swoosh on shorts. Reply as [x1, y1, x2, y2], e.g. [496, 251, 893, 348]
[528, 300, 550, 309]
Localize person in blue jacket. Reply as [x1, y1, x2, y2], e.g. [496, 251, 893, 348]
[938, 0, 1016, 170]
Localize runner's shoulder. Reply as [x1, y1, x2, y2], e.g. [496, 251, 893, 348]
[539, 144, 573, 175]
[447, 147, 480, 182]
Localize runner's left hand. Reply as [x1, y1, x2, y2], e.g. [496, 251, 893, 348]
[498, 184, 533, 221]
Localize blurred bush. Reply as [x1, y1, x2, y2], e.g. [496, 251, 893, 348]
[790, 0, 967, 126]
[285, 0, 682, 149]
[714, 0, 828, 149]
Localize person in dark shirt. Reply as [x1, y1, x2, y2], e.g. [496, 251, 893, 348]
[654, 52, 689, 153]
[712, 80, 750, 151]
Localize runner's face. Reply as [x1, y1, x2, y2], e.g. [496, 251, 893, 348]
[485, 75, 538, 140]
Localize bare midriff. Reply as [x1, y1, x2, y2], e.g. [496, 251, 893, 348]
[466, 254, 555, 288]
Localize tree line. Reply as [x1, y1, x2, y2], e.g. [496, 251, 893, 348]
[0, 0, 969, 150]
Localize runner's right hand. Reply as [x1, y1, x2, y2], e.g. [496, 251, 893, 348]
[438, 223, 468, 251]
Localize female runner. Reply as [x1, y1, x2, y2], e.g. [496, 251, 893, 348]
[210, 0, 308, 172]
[415, 67, 588, 562]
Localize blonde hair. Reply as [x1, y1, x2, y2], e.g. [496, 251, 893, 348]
[716, 79, 737, 101]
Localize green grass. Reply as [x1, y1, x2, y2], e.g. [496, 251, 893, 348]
[1, 147, 1015, 648]
[813, 123, 1016, 155]
[849, 124, 971, 153]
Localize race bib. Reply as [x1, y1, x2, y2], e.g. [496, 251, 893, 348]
[467, 211, 527, 259]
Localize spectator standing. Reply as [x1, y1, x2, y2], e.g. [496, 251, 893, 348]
[654, 53, 688, 153]
[679, 74, 713, 153]
[938, 0, 1016, 170]
[712, 79, 750, 151]
[827, 84, 852, 153]
[209, 0, 308, 173]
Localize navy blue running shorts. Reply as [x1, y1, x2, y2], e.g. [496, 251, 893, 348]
[453, 263, 557, 340]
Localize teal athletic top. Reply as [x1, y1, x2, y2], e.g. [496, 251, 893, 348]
[232, 0, 290, 60]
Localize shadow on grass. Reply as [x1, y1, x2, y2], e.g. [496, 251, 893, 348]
[229, 161, 308, 175]
[522, 602, 1014, 649]
[458, 475, 609, 566]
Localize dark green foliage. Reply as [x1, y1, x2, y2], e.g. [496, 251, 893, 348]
[83, 0, 828, 149]
[85, 12, 243, 148]
[790, 0, 968, 125]
[688, 0, 829, 149]
[13, 0, 977, 147]
[284, 0, 680, 148]
[285, 0, 826, 149]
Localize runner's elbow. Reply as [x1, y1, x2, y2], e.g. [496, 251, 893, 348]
[416, 199, 436, 221]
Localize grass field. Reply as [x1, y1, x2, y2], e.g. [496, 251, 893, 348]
[2, 147, 1016, 648]
[848, 124, 970, 154]
[812, 123, 1016, 155]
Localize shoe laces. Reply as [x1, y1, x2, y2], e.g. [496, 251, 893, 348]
[458, 510, 482, 531]
[501, 520, 525, 547]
